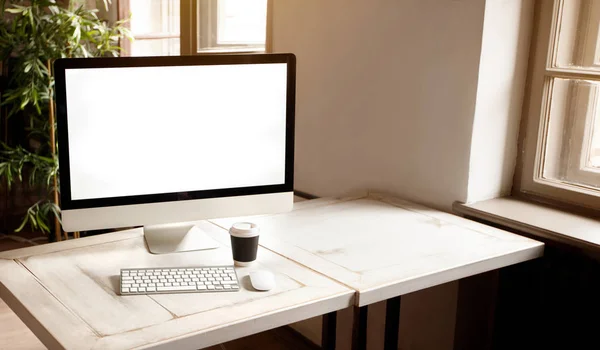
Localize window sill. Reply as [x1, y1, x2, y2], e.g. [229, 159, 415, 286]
[196, 48, 265, 54]
[453, 197, 600, 254]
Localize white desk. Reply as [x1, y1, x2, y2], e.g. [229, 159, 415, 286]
[212, 193, 544, 350]
[0, 221, 353, 350]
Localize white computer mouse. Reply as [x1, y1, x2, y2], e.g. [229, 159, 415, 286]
[249, 270, 275, 291]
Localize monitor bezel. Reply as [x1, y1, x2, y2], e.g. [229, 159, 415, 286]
[55, 53, 295, 211]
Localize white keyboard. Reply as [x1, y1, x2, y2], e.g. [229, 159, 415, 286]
[120, 266, 240, 295]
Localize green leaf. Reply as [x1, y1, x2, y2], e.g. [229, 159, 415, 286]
[36, 209, 50, 233]
[5, 8, 25, 14]
[72, 23, 80, 41]
[20, 96, 30, 109]
[14, 215, 29, 232]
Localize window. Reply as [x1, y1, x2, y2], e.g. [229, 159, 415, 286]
[119, 0, 268, 57]
[120, 0, 180, 56]
[196, 0, 268, 53]
[518, 0, 600, 209]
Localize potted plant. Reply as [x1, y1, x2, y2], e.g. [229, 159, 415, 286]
[0, 0, 131, 240]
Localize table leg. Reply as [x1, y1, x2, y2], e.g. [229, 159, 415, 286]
[384, 296, 402, 350]
[351, 305, 368, 350]
[322, 311, 337, 350]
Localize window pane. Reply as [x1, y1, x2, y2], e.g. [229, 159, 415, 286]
[130, 38, 180, 56]
[590, 113, 600, 167]
[197, 0, 267, 52]
[217, 0, 267, 45]
[555, 0, 600, 70]
[541, 78, 600, 189]
[130, 0, 180, 36]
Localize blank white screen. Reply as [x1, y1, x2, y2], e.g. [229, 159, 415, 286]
[65, 63, 287, 200]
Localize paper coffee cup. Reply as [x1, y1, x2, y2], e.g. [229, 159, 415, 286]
[229, 222, 260, 266]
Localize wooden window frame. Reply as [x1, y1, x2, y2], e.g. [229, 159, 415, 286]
[515, 0, 600, 210]
[118, 0, 181, 57]
[121, 0, 272, 57]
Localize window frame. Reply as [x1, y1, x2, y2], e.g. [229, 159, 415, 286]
[515, 0, 600, 210]
[119, 0, 272, 56]
[118, 0, 181, 57]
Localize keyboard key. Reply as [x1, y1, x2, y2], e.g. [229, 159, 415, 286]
[216, 286, 224, 290]
[132, 284, 140, 288]
[220, 280, 237, 285]
[181, 282, 189, 286]
[122, 283, 131, 288]
[198, 285, 207, 290]
[207, 285, 215, 290]
[158, 283, 165, 287]
[147, 286, 156, 292]
[158, 285, 196, 292]
[165, 283, 172, 287]
[173, 282, 181, 286]
[121, 288, 130, 293]
[224, 285, 231, 289]
[138, 287, 146, 292]
[130, 287, 138, 292]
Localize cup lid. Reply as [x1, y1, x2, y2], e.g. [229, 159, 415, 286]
[229, 222, 260, 237]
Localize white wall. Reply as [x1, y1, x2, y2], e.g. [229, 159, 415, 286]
[466, 0, 535, 203]
[273, 1, 487, 349]
[275, 0, 486, 212]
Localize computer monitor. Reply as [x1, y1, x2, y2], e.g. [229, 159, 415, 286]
[54, 53, 295, 254]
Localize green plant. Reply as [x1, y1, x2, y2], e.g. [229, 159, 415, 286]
[0, 0, 131, 235]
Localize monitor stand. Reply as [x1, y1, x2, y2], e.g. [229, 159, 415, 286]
[144, 223, 220, 254]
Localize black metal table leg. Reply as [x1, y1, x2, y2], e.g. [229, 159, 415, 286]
[351, 305, 368, 350]
[322, 311, 337, 350]
[384, 296, 402, 350]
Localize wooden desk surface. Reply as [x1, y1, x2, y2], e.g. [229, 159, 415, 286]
[212, 194, 545, 306]
[0, 222, 353, 350]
